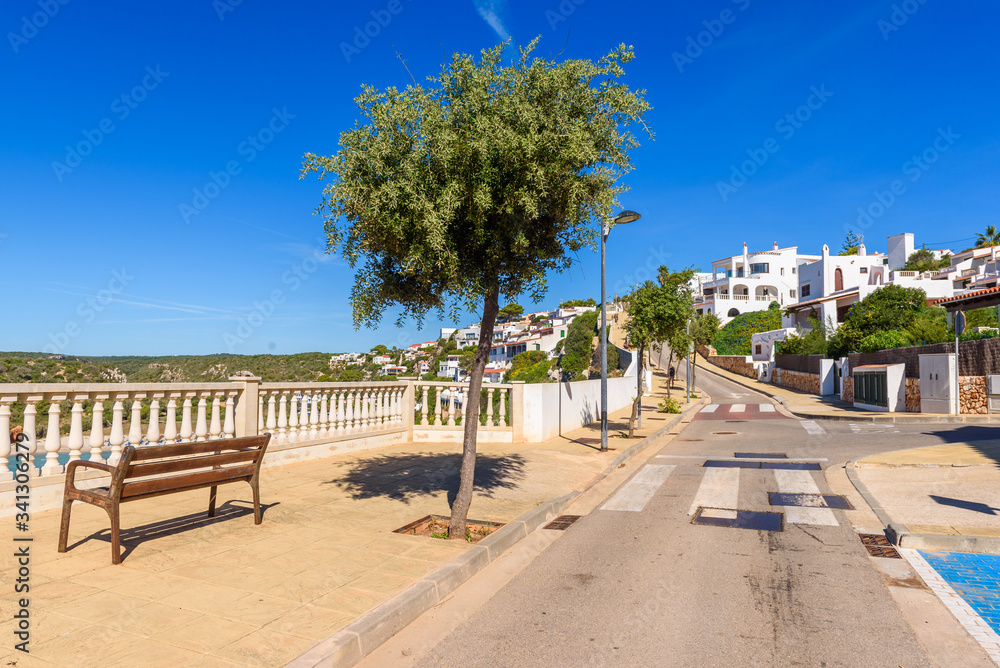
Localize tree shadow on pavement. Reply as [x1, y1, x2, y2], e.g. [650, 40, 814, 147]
[930, 495, 1000, 515]
[923, 426, 1000, 469]
[327, 452, 527, 507]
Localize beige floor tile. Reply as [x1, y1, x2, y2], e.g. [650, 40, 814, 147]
[309, 587, 389, 616]
[32, 624, 144, 665]
[377, 556, 440, 579]
[0, 650, 57, 667]
[346, 569, 417, 595]
[103, 638, 202, 667]
[0, 609, 92, 646]
[153, 614, 257, 653]
[159, 583, 249, 615]
[262, 603, 353, 641]
[99, 600, 204, 636]
[214, 628, 316, 667]
[118, 548, 200, 573]
[184, 654, 252, 667]
[106, 571, 200, 601]
[65, 562, 148, 590]
[31, 579, 103, 610]
[216, 593, 301, 626]
[49, 589, 149, 622]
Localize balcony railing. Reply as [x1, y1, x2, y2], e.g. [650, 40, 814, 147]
[755, 295, 778, 302]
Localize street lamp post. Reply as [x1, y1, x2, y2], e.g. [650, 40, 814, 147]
[601, 209, 642, 453]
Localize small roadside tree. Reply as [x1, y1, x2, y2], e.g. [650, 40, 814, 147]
[687, 311, 721, 392]
[623, 267, 695, 436]
[497, 303, 524, 322]
[302, 39, 650, 539]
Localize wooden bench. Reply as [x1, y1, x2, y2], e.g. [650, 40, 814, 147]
[58, 434, 271, 564]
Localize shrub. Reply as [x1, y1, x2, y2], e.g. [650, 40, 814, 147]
[561, 310, 599, 377]
[713, 309, 782, 356]
[856, 329, 909, 353]
[658, 397, 682, 413]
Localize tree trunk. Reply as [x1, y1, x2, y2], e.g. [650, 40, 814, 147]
[628, 343, 644, 438]
[690, 348, 697, 395]
[666, 346, 675, 400]
[449, 286, 501, 540]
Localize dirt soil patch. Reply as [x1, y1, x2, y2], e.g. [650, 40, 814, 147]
[393, 514, 504, 543]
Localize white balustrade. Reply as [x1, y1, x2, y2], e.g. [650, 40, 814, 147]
[223, 394, 236, 438]
[209, 395, 222, 440]
[22, 401, 37, 477]
[89, 398, 105, 461]
[128, 395, 144, 446]
[195, 395, 209, 442]
[68, 399, 84, 463]
[0, 402, 10, 481]
[109, 397, 125, 464]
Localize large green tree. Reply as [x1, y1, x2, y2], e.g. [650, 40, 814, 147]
[827, 285, 927, 357]
[302, 39, 650, 538]
[623, 267, 695, 436]
[687, 311, 721, 392]
[976, 225, 1000, 248]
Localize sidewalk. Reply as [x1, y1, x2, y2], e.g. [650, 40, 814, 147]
[0, 370, 691, 667]
[850, 440, 1000, 553]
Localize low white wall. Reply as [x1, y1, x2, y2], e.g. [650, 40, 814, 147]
[521, 376, 637, 442]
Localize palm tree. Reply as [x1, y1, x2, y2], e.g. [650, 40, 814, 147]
[976, 225, 1000, 248]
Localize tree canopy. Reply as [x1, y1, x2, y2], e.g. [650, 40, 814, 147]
[302, 39, 651, 538]
[838, 230, 863, 256]
[497, 303, 524, 322]
[827, 285, 927, 357]
[977, 225, 1000, 248]
[905, 248, 950, 273]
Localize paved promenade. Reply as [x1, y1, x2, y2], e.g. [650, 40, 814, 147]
[0, 372, 681, 666]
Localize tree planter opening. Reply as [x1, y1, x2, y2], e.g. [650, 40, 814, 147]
[393, 514, 504, 543]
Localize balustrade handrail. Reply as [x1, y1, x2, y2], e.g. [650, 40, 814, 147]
[415, 380, 514, 389]
[0, 381, 235, 395]
[259, 380, 408, 390]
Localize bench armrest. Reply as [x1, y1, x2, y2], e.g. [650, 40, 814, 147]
[65, 459, 114, 489]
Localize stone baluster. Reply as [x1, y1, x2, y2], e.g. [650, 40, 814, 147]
[147, 396, 161, 444]
[447, 386, 456, 426]
[387, 388, 395, 425]
[109, 396, 125, 464]
[334, 390, 344, 433]
[320, 391, 330, 436]
[357, 389, 367, 432]
[128, 395, 143, 446]
[89, 397, 105, 461]
[257, 394, 265, 434]
[68, 398, 85, 462]
[288, 393, 300, 441]
[277, 392, 288, 442]
[22, 399, 38, 476]
[0, 401, 10, 480]
[41, 399, 63, 476]
[309, 391, 319, 438]
[499, 387, 508, 427]
[180, 395, 194, 442]
[195, 395, 209, 442]
[398, 387, 405, 424]
[486, 387, 495, 427]
[434, 386, 443, 426]
[347, 389, 356, 432]
[266, 392, 277, 434]
[209, 395, 223, 440]
[164, 395, 178, 443]
[375, 389, 384, 428]
[223, 394, 236, 438]
[421, 385, 429, 426]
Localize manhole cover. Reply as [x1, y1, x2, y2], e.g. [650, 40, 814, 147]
[545, 515, 583, 530]
[712, 431, 738, 435]
[859, 533, 902, 559]
[769, 493, 854, 510]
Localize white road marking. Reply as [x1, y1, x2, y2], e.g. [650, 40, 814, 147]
[759, 404, 775, 413]
[601, 465, 676, 512]
[656, 455, 828, 462]
[688, 466, 740, 515]
[773, 469, 838, 526]
[729, 404, 746, 413]
[899, 548, 1000, 666]
[850, 423, 899, 434]
[701, 404, 719, 413]
[799, 420, 826, 435]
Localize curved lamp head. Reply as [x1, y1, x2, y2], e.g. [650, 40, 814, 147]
[613, 210, 642, 225]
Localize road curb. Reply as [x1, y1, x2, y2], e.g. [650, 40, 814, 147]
[287, 397, 708, 667]
[845, 460, 1000, 555]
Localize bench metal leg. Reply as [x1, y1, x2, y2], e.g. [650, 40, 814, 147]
[108, 506, 122, 565]
[57, 499, 73, 553]
[208, 486, 218, 518]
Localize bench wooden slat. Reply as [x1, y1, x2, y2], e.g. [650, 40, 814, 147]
[131, 436, 267, 461]
[121, 464, 256, 499]
[126, 449, 260, 478]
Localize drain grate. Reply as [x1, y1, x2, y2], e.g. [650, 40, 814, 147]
[769, 493, 854, 510]
[545, 515, 583, 530]
[692, 507, 783, 531]
[734, 453, 788, 459]
[859, 533, 902, 559]
[712, 431, 739, 435]
[677, 438, 703, 442]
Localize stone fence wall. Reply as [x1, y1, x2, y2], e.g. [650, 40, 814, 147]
[842, 376, 854, 404]
[960, 376, 988, 414]
[703, 351, 759, 380]
[905, 378, 920, 412]
[771, 368, 820, 394]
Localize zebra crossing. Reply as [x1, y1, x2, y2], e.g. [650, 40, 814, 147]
[694, 403, 790, 420]
[602, 458, 847, 529]
[850, 422, 900, 434]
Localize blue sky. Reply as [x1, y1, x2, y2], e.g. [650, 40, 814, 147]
[2, 0, 997, 356]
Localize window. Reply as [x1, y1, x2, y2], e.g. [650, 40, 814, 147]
[750, 263, 769, 274]
[727, 308, 740, 317]
[860, 267, 868, 274]
[781, 268, 785, 276]
[755, 344, 762, 355]
[790, 289, 796, 298]
[792, 267, 796, 274]
[560, 330, 565, 337]
[801, 284, 811, 297]
[697, 308, 703, 315]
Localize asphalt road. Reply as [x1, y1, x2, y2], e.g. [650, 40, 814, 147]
[413, 363, 984, 667]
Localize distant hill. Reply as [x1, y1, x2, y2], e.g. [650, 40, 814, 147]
[0, 352, 342, 384]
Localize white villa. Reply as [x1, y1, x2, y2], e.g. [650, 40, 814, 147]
[784, 233, 959, 330]
[694, 242, 820, 325]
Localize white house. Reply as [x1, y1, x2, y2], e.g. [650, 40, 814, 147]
[381, 364, 407, 376]
[454, 326, 481, 349]
[694, 242, 820, 325]
[784, 234, 958, 330]
[372, 355, 392, 366]
[437, 354, 463, 381]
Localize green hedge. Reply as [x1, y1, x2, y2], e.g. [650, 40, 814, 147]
[712, 308, 782, 356]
